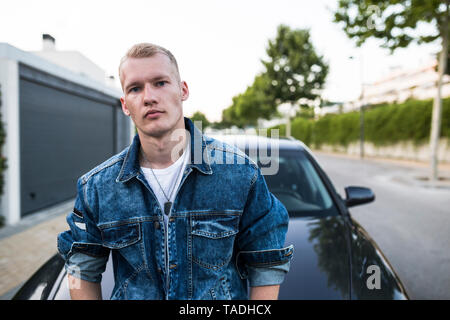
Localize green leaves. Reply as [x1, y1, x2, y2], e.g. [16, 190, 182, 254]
[221, 73, 277, 128]
[222, 24, 329, 128]
[190, 111, 211, 129]
[333, 0, 448, 51]
[0, 85, 6, 198]
[275, 98, 450, 148]
[262, 25, 328, 105]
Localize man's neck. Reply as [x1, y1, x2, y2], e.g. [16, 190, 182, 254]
[139, 128, 188, 169]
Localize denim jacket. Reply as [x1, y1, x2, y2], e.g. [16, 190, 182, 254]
[57, 118, 293, 300]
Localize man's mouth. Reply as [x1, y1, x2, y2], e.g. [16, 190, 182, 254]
[145, 110, 164, 119]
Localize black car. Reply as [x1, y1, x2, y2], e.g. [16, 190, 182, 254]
[13, 135, 409, 300]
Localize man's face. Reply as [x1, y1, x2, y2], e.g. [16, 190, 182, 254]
[120, 54, 189, 138]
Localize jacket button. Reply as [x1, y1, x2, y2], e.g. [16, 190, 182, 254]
[154, 221, 160, 230]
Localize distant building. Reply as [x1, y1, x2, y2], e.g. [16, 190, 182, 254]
[344, 59, 450, 112]
[314, 103, 343, 117]
[0, 35, 132, 225]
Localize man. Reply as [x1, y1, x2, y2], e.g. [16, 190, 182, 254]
[57, 43, 293, 300]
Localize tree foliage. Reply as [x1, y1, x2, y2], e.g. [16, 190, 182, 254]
[0, 84, 7, 226]
[262, 25, 329, 107]
[220, 24, 329, 128]
[333, 0, 449, 51]
[334, 0, 449, 180]
[221, 73, 277, 128]
[190, 111, 211, 129]
[0, 85, 6, 197]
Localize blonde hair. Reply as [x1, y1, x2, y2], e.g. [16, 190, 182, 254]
[119, 43, 180, 83]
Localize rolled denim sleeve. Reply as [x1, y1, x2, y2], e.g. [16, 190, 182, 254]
[236, 167, 294, 284]
[247, 261, 291, 287]
[65, 252, 109, 283]
[57, 178, 109, 282]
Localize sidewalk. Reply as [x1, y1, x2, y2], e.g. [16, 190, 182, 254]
[313, 150, 450, 189]
[0, 199, 73, 299]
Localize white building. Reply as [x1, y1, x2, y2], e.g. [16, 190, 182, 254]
[31, 34, 111, 86]
[344, 59, 450, 112]
[0, 37, 131, 225]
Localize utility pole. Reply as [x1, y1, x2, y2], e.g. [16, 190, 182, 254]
[285, 112, 292, 138]
[360, 51, 365, 160]
[360, 102, 365, 159]
[350, 52, 365, 159]
[429, 0, 449, 182]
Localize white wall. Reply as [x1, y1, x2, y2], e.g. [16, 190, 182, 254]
[318, 139, 450, 164]
[33, 50, 106, 84]
[0, 58, 21, 225]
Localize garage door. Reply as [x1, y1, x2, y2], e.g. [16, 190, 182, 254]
[19, 64, 121, 216]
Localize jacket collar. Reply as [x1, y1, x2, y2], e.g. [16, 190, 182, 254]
[116, 117, 212, 183]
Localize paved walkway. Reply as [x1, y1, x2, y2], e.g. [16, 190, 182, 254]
[313, 151, 450, 189]
[0, 199, 73, 299]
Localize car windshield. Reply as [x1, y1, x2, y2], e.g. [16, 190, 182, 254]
[249, 149, 339, 218]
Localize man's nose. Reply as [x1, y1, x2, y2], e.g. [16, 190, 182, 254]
[143, 83, 157, 105]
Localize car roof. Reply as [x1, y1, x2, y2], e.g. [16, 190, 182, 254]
[208, 134, 308, 152]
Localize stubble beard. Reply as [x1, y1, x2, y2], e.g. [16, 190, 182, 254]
[139, 111, 184, 140]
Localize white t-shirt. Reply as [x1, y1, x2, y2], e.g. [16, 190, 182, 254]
[141, 142, 190, 284]
[140, 142, 190, 218]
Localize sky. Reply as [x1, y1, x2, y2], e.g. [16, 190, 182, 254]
[0, 0, 441, 122]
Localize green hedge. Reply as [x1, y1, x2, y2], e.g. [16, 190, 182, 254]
[0, 85, 6, 193]
[0, 85, 6, 227]
[270, 97, 450, 148]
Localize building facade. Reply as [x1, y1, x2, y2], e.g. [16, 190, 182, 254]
[0, 41, 132, 225]
[342, 59, 450, 112]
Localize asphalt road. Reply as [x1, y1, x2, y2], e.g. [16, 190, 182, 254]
[313, 153, 450, 300]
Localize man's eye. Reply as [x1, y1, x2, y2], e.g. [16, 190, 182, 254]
[155, 81, 167, 87]
[129, 87, 140, 93]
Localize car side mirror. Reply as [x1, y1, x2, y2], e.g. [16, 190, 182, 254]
[344, 186, 375, 208]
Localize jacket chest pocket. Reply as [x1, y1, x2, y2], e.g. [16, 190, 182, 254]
[100, 222, 145, 269]
[190, 215, 239, 271]
[100, 222, 141, 249]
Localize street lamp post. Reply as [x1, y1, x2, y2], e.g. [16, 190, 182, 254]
[350, 53, 365, 160]
[360, 101, 365, 159]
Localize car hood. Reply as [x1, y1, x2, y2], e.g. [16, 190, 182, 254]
[13, 214, 407, 300]
[278, 215, 351, 299]
[278, 215, 408, 300]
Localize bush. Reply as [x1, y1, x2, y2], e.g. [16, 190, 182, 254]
[271, 97, 450, 148]
[291, 117, 313, 146]
[364, 99, 433, 146]
[0, 85, 6, 196]
[0, 85, 6, 227]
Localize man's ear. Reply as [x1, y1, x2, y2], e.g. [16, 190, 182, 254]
[181, 81, 189, 101]
[120, 97, 130, 116]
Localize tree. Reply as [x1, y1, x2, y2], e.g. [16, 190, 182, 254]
[190, 111, 210, 129]
[262, 25, 329, 136]
[221, 101, 244, 129]
[219, 73, 278, 128]
[227, 73, 278, 128]
[334, 0, 449, 181]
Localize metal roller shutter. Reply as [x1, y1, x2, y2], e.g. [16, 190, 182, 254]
[19, 65, 118, 216]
